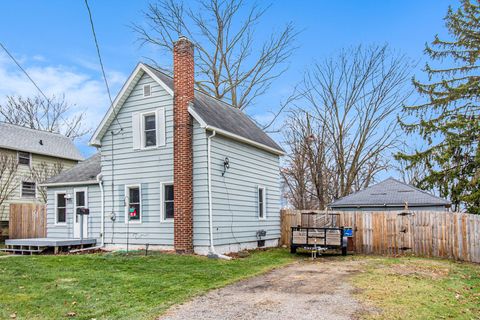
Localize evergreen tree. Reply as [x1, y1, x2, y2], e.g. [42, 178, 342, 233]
[397, 0, 480, 213]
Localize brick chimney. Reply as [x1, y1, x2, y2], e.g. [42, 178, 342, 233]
[173, 36, 194, 253]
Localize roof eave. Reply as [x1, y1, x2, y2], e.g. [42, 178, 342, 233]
[0, 144, 83, 161]
[40, 180, 99, 187]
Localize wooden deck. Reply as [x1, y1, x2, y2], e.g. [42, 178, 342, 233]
[2, 238, 97, 255]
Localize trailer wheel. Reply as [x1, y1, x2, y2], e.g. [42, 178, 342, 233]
[341, 246, 347, 256]
[290, 246, 297, 254]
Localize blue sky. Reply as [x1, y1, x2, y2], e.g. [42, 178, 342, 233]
[0, 0, 456, 175]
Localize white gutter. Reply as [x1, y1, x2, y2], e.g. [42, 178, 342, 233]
[39, 180, 98, 187]
[207, 130, 231, 260]
[97, 173, 105, 247]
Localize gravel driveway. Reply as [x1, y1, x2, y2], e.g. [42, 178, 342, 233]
[159, 258, 368, 320]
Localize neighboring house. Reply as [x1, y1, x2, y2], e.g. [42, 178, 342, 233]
[42, 37, 284, 255]
[0, 123, 83, 235]
[328, 178, 451, 212]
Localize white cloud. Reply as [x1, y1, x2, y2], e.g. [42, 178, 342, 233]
[0, 52, 127, 154]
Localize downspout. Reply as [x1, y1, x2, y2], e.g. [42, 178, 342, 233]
[97, 173, 105, 247]
[207, 130, 231, 260]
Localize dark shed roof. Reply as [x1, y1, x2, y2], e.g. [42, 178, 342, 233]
[44, 153, 101, 185]
[144, 64, 284, 153]
[329, 178, 451, 209]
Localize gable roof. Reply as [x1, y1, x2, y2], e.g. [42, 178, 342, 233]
[90, 63, 284, 155]
[329, 178, 451, 208]
[0, 122, 83, 161]
[42, 153, 101, 186]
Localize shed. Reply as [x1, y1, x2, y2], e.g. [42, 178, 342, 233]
[328, 178, 451, 211]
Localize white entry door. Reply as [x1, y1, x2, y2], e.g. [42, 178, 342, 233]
[73, 188, 88, 238]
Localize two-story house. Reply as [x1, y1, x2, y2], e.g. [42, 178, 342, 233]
[0, 123, 83, 237]
[42, 37, 284, 255]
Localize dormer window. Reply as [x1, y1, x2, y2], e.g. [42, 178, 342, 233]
[143, 84, 151, 97]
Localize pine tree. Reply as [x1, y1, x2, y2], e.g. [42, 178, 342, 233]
[397, 0, 480, 213]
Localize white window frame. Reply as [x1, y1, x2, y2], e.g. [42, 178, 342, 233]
[257, 186, 266, 220]
[21, 181, 37, 198]
[17, 151, 31, 167]
[73, 187, 88, 223]
[54, 191, 67, 225]
[141, 111, 157, 149]
[143, 84, 151, 97]
[160, 181, 174, 222]
[125, 184, 142, 224]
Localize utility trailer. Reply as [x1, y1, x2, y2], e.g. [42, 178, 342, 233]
[290, 226, 348, 256]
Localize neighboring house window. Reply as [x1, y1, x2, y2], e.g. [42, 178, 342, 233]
[162, 183, 174, 220]
[126, 185, 141, 222]
[18, 151, 30, 166]
[21, 181, 36, 198]
[143, 84, 151, 97]
[143, 113, 157, 147]
[56, 192, 67, 224]
[258, 187, 266, 219]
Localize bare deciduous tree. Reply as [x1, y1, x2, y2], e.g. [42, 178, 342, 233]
[132, 0, 298, 111]
[283, 45, 413, 209]
[0, 154, 19, 221]
[29, 161, 64, 202]
[0, 95, 89, 140]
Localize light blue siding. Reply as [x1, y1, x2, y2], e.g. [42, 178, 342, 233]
[46, 184, 102, 241]
[100, 72, 175, 246]
[194, 134, 281, 249]
[45, 70, 281, 252]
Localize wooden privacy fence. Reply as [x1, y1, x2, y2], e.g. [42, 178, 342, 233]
[9, 203, 46, 239]
[281, 209, 480, 263]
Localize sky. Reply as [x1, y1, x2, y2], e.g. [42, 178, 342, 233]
[0, 0, 456, 178]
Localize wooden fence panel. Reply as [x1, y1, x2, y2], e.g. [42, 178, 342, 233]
[280, 209, 480, 264]
[9, 203, 46, 239]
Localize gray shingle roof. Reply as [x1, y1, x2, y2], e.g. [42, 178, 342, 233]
[0, 122, 83, 161]
[144, 64, 284, 154]
[44, 153, 101, 184]
[329, 178, 451, 208]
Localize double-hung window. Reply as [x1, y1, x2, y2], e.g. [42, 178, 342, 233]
[132, 108, 165, 150]
[56, 192, 67, 224]
[143, 114, 157, 148]
[162, 183, 174, 220]
[258, 187, 266, 219]
[126, 185, 141, 222]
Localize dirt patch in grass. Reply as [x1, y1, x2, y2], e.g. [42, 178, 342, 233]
[349, 256, 480, 319]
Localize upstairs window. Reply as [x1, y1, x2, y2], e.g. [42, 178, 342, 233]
[143, 114, 157, 147]
[258, 187, 266, 219]
[132, 108, 166, 150]
[21, 181, 36, 198]
[163, 184, 174, 220]
[18, 151, 30, 166]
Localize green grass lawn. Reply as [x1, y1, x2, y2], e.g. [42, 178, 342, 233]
[350, 256, 480, 319]
[0, 249, 295, 320]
